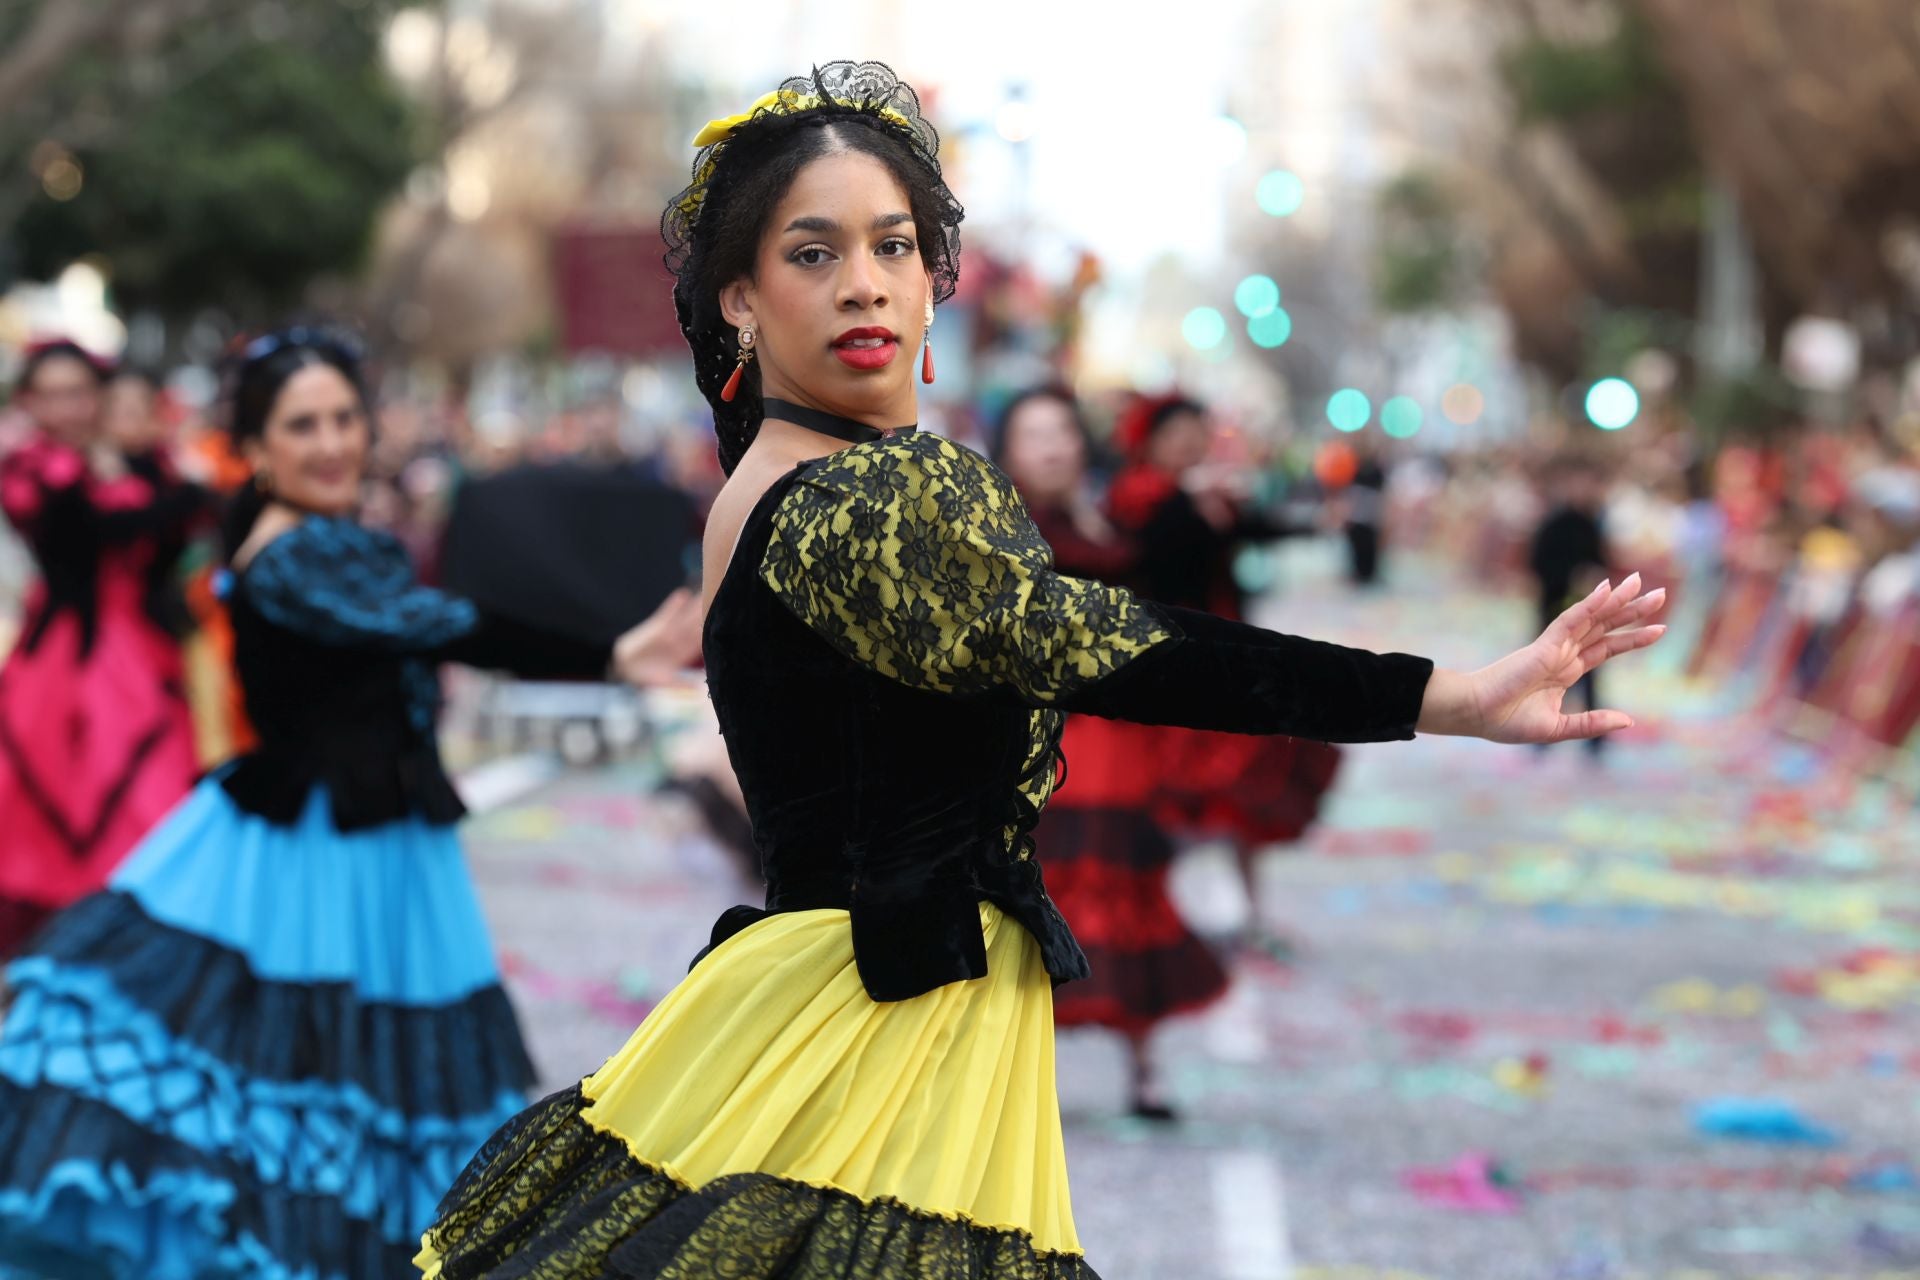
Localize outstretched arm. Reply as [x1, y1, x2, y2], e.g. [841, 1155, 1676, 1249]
[766, 436, 1665, 747]
[1415, 573, 1665, 741]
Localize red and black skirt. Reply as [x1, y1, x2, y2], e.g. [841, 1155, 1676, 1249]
[1037, 718, 1228, 1036]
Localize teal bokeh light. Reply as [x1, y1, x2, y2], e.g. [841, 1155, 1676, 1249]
[1380, 396, 1423, 438]
[1256, 169, 1305, 217]
[1248, 308, 1292, 349]
[1328, 388, 1371, 433]
[1234, 274, 1281, 318]
[1182, 307, 1228, 350]
[1585, 377, 1640, 430]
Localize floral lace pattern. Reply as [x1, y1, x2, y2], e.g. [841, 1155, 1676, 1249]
[421, 1085, 1101, 1279]
[760, 433, 1172, 858]
[760, 433, 1171, 705]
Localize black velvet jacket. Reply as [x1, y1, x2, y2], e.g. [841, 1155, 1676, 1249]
[700, 432, 1433, 1002]
[222, 516, 609, 830]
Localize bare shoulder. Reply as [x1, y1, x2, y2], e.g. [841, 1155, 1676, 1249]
[230, 502, 305, 573]
[701, 459, 801, 611]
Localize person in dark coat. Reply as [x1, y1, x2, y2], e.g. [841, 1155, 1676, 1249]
[1528, 453, 1612, 756]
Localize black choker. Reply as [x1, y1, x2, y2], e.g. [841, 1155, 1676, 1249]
[762, 398, 915, 445]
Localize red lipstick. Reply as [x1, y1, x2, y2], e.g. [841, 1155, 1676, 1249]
[832, 326, 899, 371]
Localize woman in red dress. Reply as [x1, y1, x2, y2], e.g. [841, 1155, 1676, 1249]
[1107, 393, 1342, 958]
[995, 387, 1229, 1120]
[0, 341, 207, 954]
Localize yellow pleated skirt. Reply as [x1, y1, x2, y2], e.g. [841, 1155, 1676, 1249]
[417, 903, 1085, 1277]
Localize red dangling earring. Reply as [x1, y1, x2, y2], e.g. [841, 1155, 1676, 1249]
[721, 325, 755, 403]
[920, 320, 936, 386]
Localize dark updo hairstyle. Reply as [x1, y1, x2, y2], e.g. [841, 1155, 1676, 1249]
[662, 61, 964, 474]
[15, 339, 109, 398]
[1143, 396, 1205, 440]
[1115, 392, 1207, 457]
[218, 325, 370, 560]
[990, 385, 1097, 470]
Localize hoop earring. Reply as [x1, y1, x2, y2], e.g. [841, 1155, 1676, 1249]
[920, 307, 936, 386]
[721, 325, 756, 403]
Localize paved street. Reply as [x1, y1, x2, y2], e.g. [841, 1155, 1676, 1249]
[460, 544, 1920, 1280]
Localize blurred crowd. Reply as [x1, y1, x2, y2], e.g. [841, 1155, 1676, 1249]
[7, 346, 1920, 783]
[1407, 414, 1920, 770]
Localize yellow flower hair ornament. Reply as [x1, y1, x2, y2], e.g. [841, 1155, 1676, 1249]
[691, 89, 914, 149]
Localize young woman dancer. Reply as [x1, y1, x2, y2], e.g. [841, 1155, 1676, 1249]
[0, 342, 206, 955]
[1109, 392, 1344, 957]
[994, 386, 1227, 1121]
[418, 62, 1665, 1278]
[0, 329, 701, 1279]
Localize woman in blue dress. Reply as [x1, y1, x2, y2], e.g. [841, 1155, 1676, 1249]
[0, 328, 701, 1279]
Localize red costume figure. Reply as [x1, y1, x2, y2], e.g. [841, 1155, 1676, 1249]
[0, 342, 207, 954]
[1108, 394, 1343, 949]
[997, 388, 1229, 1120]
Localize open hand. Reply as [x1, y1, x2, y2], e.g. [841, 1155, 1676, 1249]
[1418, 574, 1667, 743]
[612, 588, 704, 688]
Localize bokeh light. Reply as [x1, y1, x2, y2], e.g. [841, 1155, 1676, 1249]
[1256, 169, 1305, 217]
[42, 159, 83, 202]
[1327, 388, 1371, 433]
[1247, 307, 1292, 349]
[1315, 440, 1359, 487]
[1233, 545, 1278, 594]
[1585, 377, 1640, 431]
[1204, 116, 1249, 169]
[1381, 396, 1423, 438]
[1441, 383, 1484, 425]
[1182, 307, 1228, 350]
[1233, 274, 1280, 318]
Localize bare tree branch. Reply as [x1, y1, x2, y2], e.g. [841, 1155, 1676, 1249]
[0, 0, 129, 120]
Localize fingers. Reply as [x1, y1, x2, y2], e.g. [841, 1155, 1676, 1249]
[618, 588, 707, 685]
[1554, 708, 1635, 740]
[657, 586, 700, 621]
[1565, 577, 1666, 654]
[661, 588, 705, 633]
[1576, 592, 1667, 654]
[1577, 623, 1667, 672]
[1554, 572, 1646, 637]
[1581, 573, 1649, 634]
[1548, 576, 1617, 645]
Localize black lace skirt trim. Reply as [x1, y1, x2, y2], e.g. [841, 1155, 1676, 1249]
[0, 1080, 417, 1280]
[18, 889, 537, 1116]
[425, 1084, 1103, 1279]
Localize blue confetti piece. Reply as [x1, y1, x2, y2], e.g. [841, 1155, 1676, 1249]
[1692, 1098, 1841, 1147]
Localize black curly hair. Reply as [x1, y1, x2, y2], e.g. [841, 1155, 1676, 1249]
[663, 61, 964, 474]
[218, 325, 371, 560]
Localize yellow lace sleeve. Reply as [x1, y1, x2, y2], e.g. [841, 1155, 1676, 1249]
[760, 433, 1173, 702]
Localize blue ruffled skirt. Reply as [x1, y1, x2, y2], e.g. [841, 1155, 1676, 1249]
[0, 777, 534, 1280]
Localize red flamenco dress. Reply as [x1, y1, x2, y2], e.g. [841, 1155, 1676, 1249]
[1105, 457, 1343, 853]
[0, 436, 206, 954]
[1026, 505, 1229, 1036]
